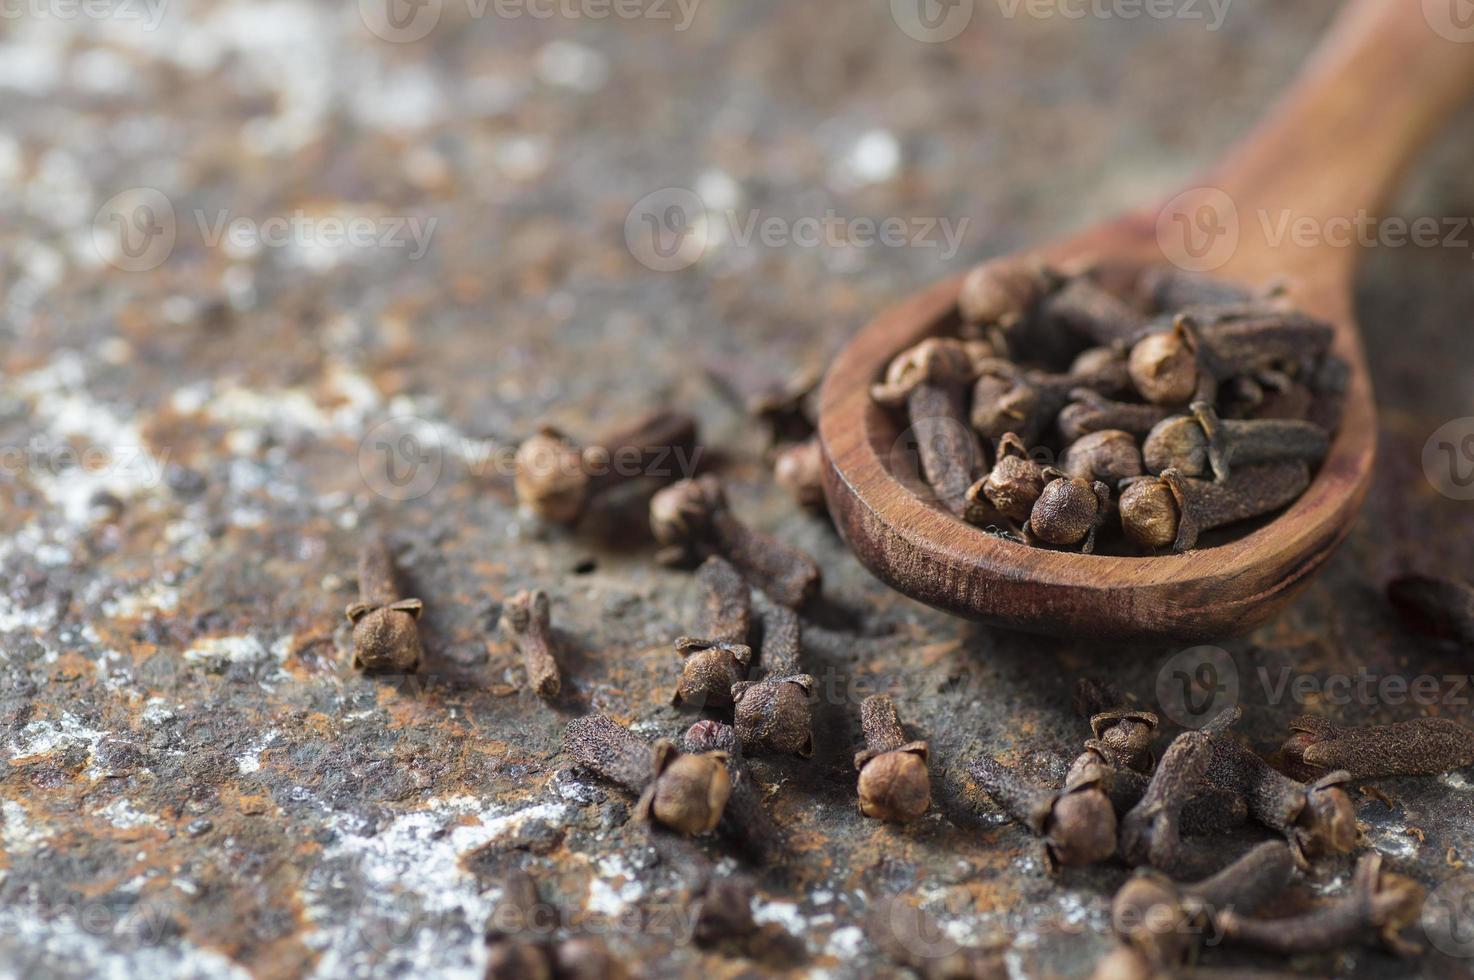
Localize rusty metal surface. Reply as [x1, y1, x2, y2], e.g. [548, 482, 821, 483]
[3, 1, 1474, 977]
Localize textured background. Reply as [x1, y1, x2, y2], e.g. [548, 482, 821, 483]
[4, 0, 1474, 977]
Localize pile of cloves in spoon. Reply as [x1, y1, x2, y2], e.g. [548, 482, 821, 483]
[870, 260, 1347, 554]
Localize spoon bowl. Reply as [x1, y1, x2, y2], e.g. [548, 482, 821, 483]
[818, 0, 1474, 641]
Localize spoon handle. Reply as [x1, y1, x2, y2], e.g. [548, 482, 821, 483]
[1208, 0, 1474, 278]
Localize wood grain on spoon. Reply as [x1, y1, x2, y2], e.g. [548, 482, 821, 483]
[818, 0, 1474, 641]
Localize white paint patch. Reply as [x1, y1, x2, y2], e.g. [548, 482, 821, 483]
[584, 853, 647, 918]
[2, 799, 48, 854]
[8, 712, 107, 763]
[305, 797, 571, 980]
[183, 635, 271, 667]
[825, 925, 864, 959]
[95, 798, 163, 831]
[236, 729, 279, 774]
[1442, 771, 1474, 791]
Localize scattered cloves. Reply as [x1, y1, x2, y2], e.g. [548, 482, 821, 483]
[484, 870, 556, 980]
[1111, 841, 1295, 970]
[774, 436, 826, 511]
[500, 589, 561, 698]
[958, 255, 1053, 332]
[564, 714, 730, 835]
[1387, 573, 1474, 647]
[731, 600, 814, 757]
[1118, 463, 1309, 552]
[682, 720, 785, 862]
[650, 474, 821, 608]
[691, 875, 757, 945]
[854, 694, 930, 823]
[1142, 402, 1328, 481]
[673, 557, 752, 709]
[969, 754, 1118, 869]
[346, 535, 423, 673]
[514, 410, 698, 524]
[1025, 468, 1111, 553]
[1118, 713, 1237, 877]
[1279, 714, 1474, 781]
[872, 338, 986, 516]
[1203, 709, 1358, 867]
[1215, 853, 1425, 957]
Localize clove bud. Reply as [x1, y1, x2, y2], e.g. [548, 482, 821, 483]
[1118, 463, 1309, 552]
[499, 589, 561, 698]
[650, 474, 821, 608]
[854, 694, 930, 823]
[969, 755, 1117, 869]
[564, 714, 730, 835]
[1142, 402, 1327, 482]
[1279, 714, 1474, 781]
[347, 536, 423, 673]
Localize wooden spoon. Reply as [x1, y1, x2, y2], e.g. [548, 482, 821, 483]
[818, 0, 1474, 642]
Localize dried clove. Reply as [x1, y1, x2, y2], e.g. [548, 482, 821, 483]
[1386, 573, 1474, 647]
[731, 600, 814, 757]
[1039, 276, 1150, 348]
[1118, 463, 1309, 552]
[747, 366, 820, 448]
[1026, 468, 1111, 553]
[1118, 714, 1235, 878]
[346, 536, 423, 672]
[1204, 710, 1357, 867]
[1215, 853, 1425, 956]
[872, 338, 985, 516]
[867, 895, 1008, 980]
[682, 720, 786, 862]
[972, 356, 1127, 446]
[484, 870, 556, 980]
[1279, 714, 1474, 781]
[1057, 389, 1174, 444]
[553, 938, 624, 980]
[854, 694, 930, 823]
[1061, 429, 1143, 486]
[1111, 841, 1295, 970]
[774, 436, 826, 510]
[1072, 679, 1157, 775]
[691, 875, 757, 945]
[514, 410, 698, 524]
[1142, 402, 1328, 482]
[673, 557, 752, 709]
[563, 714, 730, 835]
[1127, 313, 1333, 406]
[650, 474, 821, 608]
[500, 589, 561, 698]
[967, 432, 1046, 524]
[969, 755, 1117, 869]
[1134, 266, 1258, 314]
[958, 255, 1053, 331]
